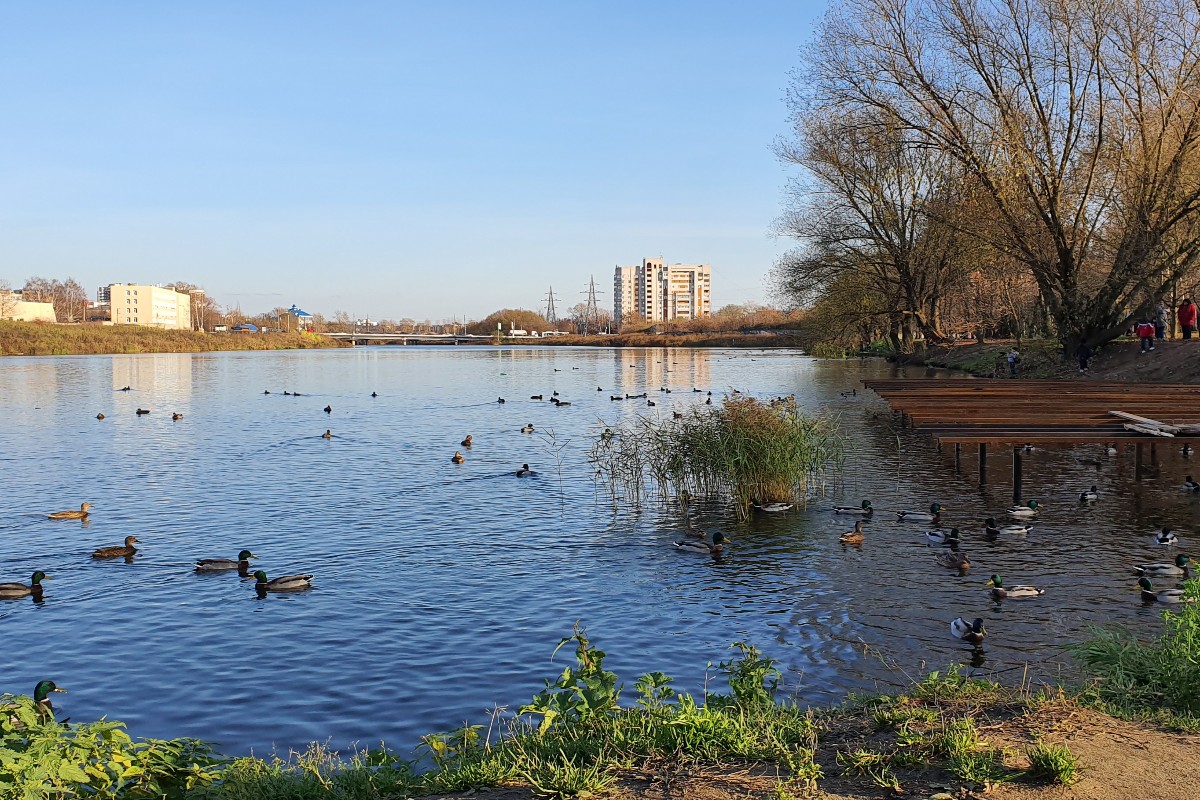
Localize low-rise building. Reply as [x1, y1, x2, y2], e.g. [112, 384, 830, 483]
[0, 290, 57, 322]
[108, 284, 192, 329]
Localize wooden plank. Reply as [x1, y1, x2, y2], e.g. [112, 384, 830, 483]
[1124, 423, 1176, 437]
[1109, 411, 1182, 432]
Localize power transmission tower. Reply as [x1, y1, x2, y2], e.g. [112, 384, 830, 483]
[581, 276, 604, 335]
[543, 286, 558, 325]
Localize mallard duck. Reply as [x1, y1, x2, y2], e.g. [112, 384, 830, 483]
[497, 397, 506, 404]
[195, 550, 257, 574]
[521, 424, 535, 433]
[253, 570, 313, 592]
[96, 413, 105, 420]
[1007, 500, 1040, 517]
[1021, 443, 1036, 453]
[460, 435, 473, 447]
[48, 502, 92, 520]
[516, 463, 532, 477]
[1138, 577, 1191, 603]
[1079, 485, 1098, 502]
[674, 532, 726, 554]
[371, 391, 378, 397]
[0, 571, 50, 600]
[322, 430, 333, 439]
[897, 503, 942, 522]
[1184, 445, 1194, 457]
[554, 400, 572, 407]
[1134, 553, 1190, 578]
[1154, 528, 1178, 545]
[754, 502, 793, 513]
[834, 500, 873, 516]
[839, 520, 866, 544]
[937, 550, 971, 570]
[950, 617, 986, 645]
[984, 517, 1031, 535]
[119, 386, 131, 392]
[92, 536, 139, 559]
[1184, 475, 1200, 492]
[1105, 443, 1118, 455]
[987, 575, 1044, 600]
[531, 394, 543, 400]
[647, 400, 656, 407]
[264, 390, 271, 394]
[451, 451, 465, 464]
[33, 680, 65, 722]
[926, 528, 961, 546]
[323, 405, 332, 414]
[172, 412, 183, 421]
[136, 408, 150, 415]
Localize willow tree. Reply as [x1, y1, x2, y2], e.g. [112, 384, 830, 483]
[775, 110, 977, 352]
[806, 0, 1200, 352]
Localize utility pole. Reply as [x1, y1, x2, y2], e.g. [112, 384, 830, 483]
[581, 276, 604, 336]
[544, 286, 558, 326]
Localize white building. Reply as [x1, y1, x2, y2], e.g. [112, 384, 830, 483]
[108, 284, 192, 329]
[613, 258, 712, 326]
[0, 290, 57, 322]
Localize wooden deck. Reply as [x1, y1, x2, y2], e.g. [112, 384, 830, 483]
[863, 379, 1200, 445]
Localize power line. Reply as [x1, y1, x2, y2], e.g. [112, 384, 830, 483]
[581, 276, 605, 335]
[543, 285, 558, 325]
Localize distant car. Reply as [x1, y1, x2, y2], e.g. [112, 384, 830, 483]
[212, 325, 228, 332]
[231, 323, 259, 333]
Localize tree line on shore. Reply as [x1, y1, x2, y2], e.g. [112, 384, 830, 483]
[773, 0, 1200, 355]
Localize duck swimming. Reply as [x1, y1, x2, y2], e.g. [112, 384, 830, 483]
[1007, 500, 1040, 517]
[754, 502, 793, 513]
[96, 413, 105, 420]
[516, 464, 532, 477]
[987, 575, 1044, 600]
[195, 550, 257, 574]
[33, 680, 66, 723]
[985, 517, 1031, 535]
[253, 570, 313, 592]
[461, 435, 473, 447]
[521, 424, 535, 433]
[92, 536, 139, 559]
[1185, 475, 1200, 492]
[950, 617, 986, 645]
[675, 531, 726, 554]
[897, 503, 943, 522]
[136, 408, 150, 415]
[531, 395, 543, 400]
[1138, 577, 1191, 603]
[451, 451, 465, 464]
[1079, 485, 1098, 502]
[839, 520, 866, 544]
[937, 551, 972, 570]
[324, 405, 332, 414]
[1105, 443, 1118, 455]
[172, 412, 183, 421]
[1154, 528, 1178, 545]
[48, 502, 92, 520]
[926, 528, 961, 546]
[1134, 554, 1190, 578]
[0, 571, 50, 600]
[322, 430, 333, 439]
[834, 500, 873, 516]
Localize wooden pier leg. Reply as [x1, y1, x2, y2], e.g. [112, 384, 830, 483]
[978, 443, 987, 486]
[1012, 448, 1023, 504]
[954, 443, 961, 472]
[1136, 443, 1145, 481]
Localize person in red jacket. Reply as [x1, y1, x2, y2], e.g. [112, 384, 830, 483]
[1137, 320, 1157, 352]
[1179, 298, 1197, 340]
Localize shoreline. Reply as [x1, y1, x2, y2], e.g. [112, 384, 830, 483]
[0, 320, 343, 356]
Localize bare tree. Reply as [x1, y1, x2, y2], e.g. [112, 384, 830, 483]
[22, 276, 53, 302]
[808, 0, 1200, 352]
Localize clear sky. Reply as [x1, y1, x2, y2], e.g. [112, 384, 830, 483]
[0, 1, 820, 321]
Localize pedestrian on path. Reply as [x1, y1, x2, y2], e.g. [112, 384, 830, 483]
[1180, 298, 1197, 340]
[1155, 301, 1169, 341]
[1138, 320, 1157, 353]
[1007, 348, 1019, 376]
[1075, 342, 1092, 372]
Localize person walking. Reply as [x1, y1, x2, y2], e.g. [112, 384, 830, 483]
[1075, 341, 1092, 373]
[1138, 319, 1156, 353]
[1007, 348, 1019, 377]
[1179, 298, 1197, 340]
[1155, 301, 1169, 341]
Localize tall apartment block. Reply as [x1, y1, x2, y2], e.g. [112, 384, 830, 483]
[108, 284, 192, 329]
[613, 258, 711, 326]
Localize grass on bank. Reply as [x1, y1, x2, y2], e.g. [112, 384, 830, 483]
[0, 320, 340, 356]
[590, 395, 843, 519]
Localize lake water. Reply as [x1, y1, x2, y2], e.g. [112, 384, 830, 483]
[1, 347, 1193, 755]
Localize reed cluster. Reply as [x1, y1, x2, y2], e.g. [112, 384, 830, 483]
[590, 395, 843, 518]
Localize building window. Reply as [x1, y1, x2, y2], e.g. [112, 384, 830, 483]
[133, 316, 138, 322]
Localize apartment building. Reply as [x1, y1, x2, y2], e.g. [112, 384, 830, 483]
[612, 258, 712, 325]
[108, 284, 192, 329]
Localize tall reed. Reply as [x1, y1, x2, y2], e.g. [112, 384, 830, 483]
[590, 395, 843, 518]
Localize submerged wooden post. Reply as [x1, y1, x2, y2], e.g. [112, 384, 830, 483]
[978, 443, 987, 485]
[1012, 448, 1023, 504]
[954, 442, 961, 472]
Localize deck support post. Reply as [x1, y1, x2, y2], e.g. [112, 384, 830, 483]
[954, 443, 961, 472]
[1012, 448, 1023, 504]
[1136, 443, 1145, 481]
[978, 443, 987, 485]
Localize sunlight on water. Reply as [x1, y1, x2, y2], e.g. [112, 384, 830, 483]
[1, 347, 1195, 753]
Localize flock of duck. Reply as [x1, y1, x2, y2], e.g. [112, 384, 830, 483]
[830, 489, 1194, 649]
[0, 503, 314, 603]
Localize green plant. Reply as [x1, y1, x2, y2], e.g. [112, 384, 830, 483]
[711, 642, 782, 709]
[520, 623, 622, 733]
[1026, 742, 1079, 785]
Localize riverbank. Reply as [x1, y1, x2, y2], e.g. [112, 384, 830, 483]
[0, 320, 343, 356]
[539, 331, 804, 348]
[918, 338, 1200, 383]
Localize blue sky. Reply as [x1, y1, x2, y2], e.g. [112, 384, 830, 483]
[0, 2, 820, 321]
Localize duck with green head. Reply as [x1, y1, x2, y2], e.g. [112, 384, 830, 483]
[674, 532, 726, 554]
[195, 550, 257, 574]
[1007, 500, 1040, 517]
[897, 503, 942, 522]
[985, 517, 1031, 535]
[1134, 554, 1190, 578]
[0, 571, 50, 600]
[253, 570, 314, 593]
[834, 500, 873, 516]
[950, 617, 986, 645]
[1138, 577, 1192, 603]
[33, 680, 65, 722]
[987, 575, 1044, 600]
[926, 528, 960, 546]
